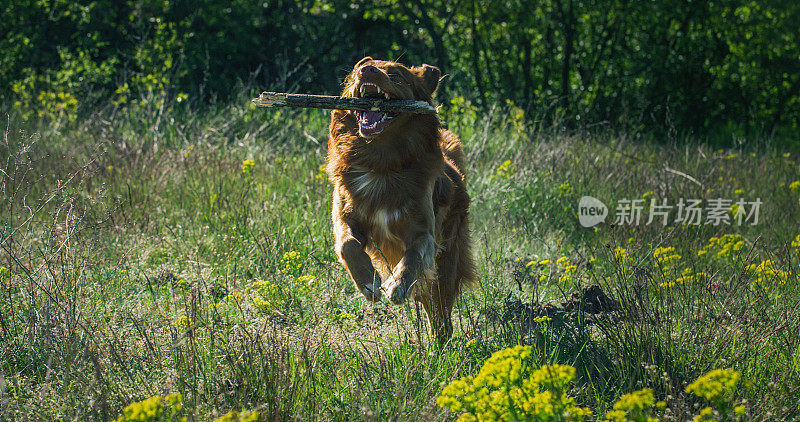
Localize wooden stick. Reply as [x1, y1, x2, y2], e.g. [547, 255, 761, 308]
[252, 91, 438, 115]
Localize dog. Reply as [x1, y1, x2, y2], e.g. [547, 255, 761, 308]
[326, 57, 475, 341]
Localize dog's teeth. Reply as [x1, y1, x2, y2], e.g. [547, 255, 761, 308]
[383, 93, 389, 99]
[376, 86, 382, 94]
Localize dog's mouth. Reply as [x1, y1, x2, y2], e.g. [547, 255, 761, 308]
[354, 82, 398, 138]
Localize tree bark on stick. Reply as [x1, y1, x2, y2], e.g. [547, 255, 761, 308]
[252, 92, 438, 115]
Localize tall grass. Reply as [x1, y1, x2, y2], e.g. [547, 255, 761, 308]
[1, 89, 799, 420]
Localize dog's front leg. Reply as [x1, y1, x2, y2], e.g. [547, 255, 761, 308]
[333, 197, 382, 302]
[383, 228, 436, 305]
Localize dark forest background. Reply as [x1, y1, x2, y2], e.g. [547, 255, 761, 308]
[2, 0, 799, 139]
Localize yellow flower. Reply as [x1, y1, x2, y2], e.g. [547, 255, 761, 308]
[556, 183, 573, 195]
[437, 347, 590, 421]
[213, 410, 259, 422]
[494, 160, 516, 179]
[539, 259, 551, 266]
[241, 159, 255, 173]
[686, 368, 741, 404]
[114, 393, 185, 422]
[315, 164, 328, 181]
[734, 188, 744, 195]
[174, 315, 192, 329]
[606, 389, 660, 421]
[614, 247, 628, 260]
[693, 406, 716, 422]
[790, 181, 800, 193]
[653, 246, 681, 266]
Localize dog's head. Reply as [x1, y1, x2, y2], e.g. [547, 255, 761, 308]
[340, 57, 440, 138]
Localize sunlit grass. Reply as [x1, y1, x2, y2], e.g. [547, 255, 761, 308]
[1, 90, 799, 420]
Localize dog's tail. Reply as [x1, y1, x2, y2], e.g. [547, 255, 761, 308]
[439, 129, 467, 178]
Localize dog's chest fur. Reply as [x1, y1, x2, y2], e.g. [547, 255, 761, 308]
[342, 167, 429, 239]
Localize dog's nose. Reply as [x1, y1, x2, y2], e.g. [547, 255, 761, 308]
[360, 65, 378, 76]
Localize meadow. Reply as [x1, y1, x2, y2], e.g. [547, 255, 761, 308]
[1, 89, 799, 421]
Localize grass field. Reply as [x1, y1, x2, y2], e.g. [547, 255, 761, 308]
[1, 90, 799, 421]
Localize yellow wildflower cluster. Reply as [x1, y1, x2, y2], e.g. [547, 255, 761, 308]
[660, 268, 710, 289]
[281, 250, 305, 275]
[685, 368, 747, 421]
[603, 388, 663, 422]
[437, 346, 591, 421]
[251, 279, 279, 313]
[241, 159, 255, 174]
[315, 164, 328, 181]
[328, 307, 356, 322]
[296, 274, 315, 286]
[553, 256, 577, 283]
[494, 160, 516, 179]
[791, 235, 800, 249]
[251, 296, 273, 312]
[253, 279, 277, 296]
[653, 246, 681, 267]
[789, 180, 800, 193]
[686, 369, 740, 404]
[697, 235, 745, 259]
[114, 393, 185, 422]
[744, 260, 790, 287]
[522, 258, 556, 283]
[694, 406, 716, 421]
[222, 290, 244, 306]
[532, 316, 552, 324]
[556, 183, 574, 196]
[174, 315, 192, 329]
[614, 247, 628, 261]
[213, 410, 260, 422]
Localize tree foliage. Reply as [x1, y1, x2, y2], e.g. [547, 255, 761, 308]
[2, 0, 798, 135]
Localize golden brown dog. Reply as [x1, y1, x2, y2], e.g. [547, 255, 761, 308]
[326, 57, 475, 341]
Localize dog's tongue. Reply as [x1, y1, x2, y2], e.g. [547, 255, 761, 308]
[362, 111, 383, 126]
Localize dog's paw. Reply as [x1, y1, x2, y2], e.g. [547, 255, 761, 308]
[382, 275, 408, 305]
[360, 282, 382, 302]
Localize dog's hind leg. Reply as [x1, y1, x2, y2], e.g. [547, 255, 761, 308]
[418, 278, 456, 343]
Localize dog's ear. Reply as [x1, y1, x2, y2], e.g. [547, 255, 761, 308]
[354, 56, 373, 69]
[414, 64, 441, 96]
